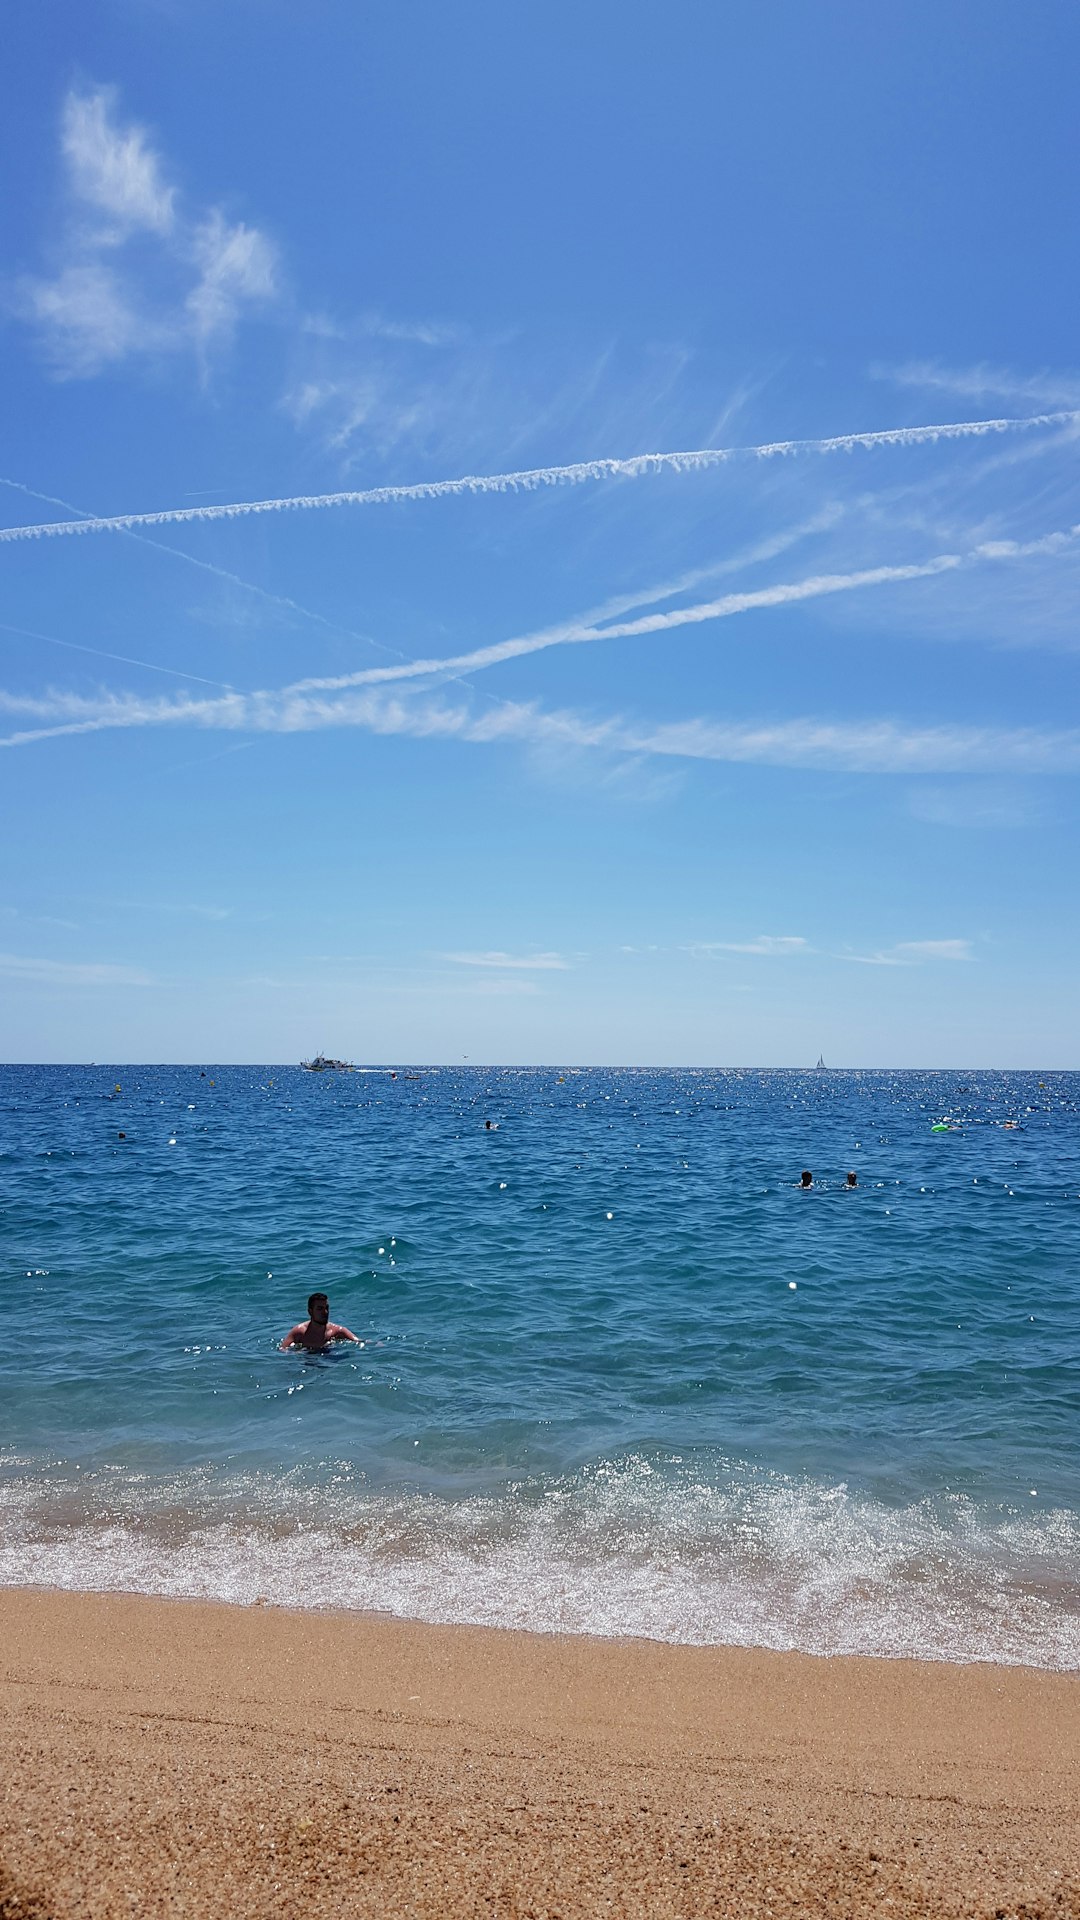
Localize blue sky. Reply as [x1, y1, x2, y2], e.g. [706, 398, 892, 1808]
[2, 0, 1079, 1065]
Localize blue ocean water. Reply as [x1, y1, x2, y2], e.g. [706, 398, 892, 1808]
[1, 1064, 1078, 1666]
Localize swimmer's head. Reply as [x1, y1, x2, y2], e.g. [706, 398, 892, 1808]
[307, 1292, 329, 1323]
[846, 1171, 858, 1187]
[800, 1170, 813, 1188]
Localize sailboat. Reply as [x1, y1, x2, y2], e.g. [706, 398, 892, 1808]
[815, 1054, 826, 1069]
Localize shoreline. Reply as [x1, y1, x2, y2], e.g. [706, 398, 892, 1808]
[1, 1574, 1078, 1674]
[1, 1588, 1077, 1917]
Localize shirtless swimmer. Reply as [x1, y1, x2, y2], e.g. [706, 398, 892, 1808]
[281, 1292, 360, 1352]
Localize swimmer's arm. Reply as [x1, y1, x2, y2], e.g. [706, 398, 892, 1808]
[328, 1323, 361, 1344]
[280, 1323, 308, 1350]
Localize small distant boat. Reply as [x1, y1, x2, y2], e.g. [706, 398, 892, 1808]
[815, 1054, 826, 1070]
[301, 1054, 354, 1072]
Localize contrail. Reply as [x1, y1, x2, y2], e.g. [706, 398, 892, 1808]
[1, 411, 1076, 545]
[284, 510, 845, 696]
[0, 619, 239, 691]
[281, 555, 964, 698]
[274, 518, 1080, 699]
[4, 516, 1076, 751]
[5, 512, 1080, 759]
[0, 476, 406, 672]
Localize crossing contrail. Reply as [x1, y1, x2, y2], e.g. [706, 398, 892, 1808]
[1, 410, 1075, 545]
[4, 513, 1079, 756]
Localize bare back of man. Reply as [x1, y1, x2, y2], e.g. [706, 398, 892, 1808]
[280, 1291, 360, 1352]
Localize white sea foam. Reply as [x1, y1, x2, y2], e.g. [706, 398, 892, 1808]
[1, 1457, 1076, 1668]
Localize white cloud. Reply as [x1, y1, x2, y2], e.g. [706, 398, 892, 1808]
[17, 263, 163, 375]
[20, 86, 277, 377]
[360, 312, 463, 347]
[893, 939, 974, 962]
[61, 86, 175, 236]
[875, 359, 1080, 411]
[0, 906, 80, 930]
[838, 939, 974, 966]
[0, 951, 153, 986]
[906, 783, 1040, 829]
[3, 678, 1080, 777]
[442, 950, 570, 970]
[159, 903, 232, 920]
[688, 936, 810, 956]
[186, 211, 277, 351]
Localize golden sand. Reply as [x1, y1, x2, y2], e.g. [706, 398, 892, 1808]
[0, 1588, 1076, 1917]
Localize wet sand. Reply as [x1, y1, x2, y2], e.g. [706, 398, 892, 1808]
[0, 1588, 1076, 1918]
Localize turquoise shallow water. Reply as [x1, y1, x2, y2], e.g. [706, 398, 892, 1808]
[1, 1064, 1078, 1664]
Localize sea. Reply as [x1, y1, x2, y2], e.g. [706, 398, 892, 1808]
[1, 1064, 1078, 1668]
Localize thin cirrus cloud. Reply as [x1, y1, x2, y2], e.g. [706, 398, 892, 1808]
[0, 952, 153, 987]
[687, 936, 811, 956]
[874, 359, 1080, 412]
[442, 951, 570, 970]
[906, 782, 1041, 829]
[3, 681, 1080, 777]
[17, 86, 277, 376]
[688, 936, 973, 966]
[839, 939, 974, 966]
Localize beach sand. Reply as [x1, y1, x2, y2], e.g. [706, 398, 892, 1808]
[0, 1590, 1076, 1918]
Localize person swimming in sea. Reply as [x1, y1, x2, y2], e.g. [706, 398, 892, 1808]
[280, 1292, 360, 1352]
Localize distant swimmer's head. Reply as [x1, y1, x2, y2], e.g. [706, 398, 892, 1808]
[484, 1119, 493, 1130]
[846, 1170, 858, 1187]
[800, 1170, 813, 1188]
[307, 1291, 330, 1325]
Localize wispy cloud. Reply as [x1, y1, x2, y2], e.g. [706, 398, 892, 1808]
[3, 680, 1080, 775]
[2, 410, 1072, 541]
[17, 85, 277, 377]
[159, 903, 232, 921]
[631, 934, 977, 967]
[893, 939, 974, 962]
[61, 86, 176, 236]
[875, 359, 1080, 411]
[442, 950, 570, 970]
[0, 951, 153, 986]
[838, 938, 974, 966]
[360, 312, 464, 347]
[0, 906, 80, 931]
[687, 936, 810, 956]
[906, 782, 1041, 829]
[185, 209, 276, 356]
